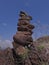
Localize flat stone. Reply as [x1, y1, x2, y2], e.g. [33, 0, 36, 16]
[16, 31, 32, 35]
[18, 20, 30, 26]
[17, 26, 32, 31]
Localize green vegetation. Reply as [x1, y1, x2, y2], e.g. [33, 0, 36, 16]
[42, 63, 45, 65]
[37, 45, 44, 51]
[42, 62, 48, 65]
[19, 48, 29, 59]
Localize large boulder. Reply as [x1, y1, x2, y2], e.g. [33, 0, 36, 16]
[13, 32, 33, 46]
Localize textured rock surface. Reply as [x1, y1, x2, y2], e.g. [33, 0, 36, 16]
[0, 48, 15, 65]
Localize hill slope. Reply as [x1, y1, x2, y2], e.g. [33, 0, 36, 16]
[34, 36, 49, 48]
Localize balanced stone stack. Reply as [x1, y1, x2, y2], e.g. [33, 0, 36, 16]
[12, 11, 35, 65]
[13, 11, 35, 47]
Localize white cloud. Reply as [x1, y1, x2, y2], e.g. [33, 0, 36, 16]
[0, 39, 13, 49]
[2, 23, 7, 26]
[0, 40, 2, 42]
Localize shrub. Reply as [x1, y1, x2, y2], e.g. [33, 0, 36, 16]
[37, 45, 44, 51]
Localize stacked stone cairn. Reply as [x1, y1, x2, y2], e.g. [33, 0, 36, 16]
[12, 11, 41, 65]
[13, 11, 34, 46]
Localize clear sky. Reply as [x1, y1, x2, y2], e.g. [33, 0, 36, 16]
[0, 0, 49, 40]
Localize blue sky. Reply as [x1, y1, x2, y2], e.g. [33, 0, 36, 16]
[0, 0, 49, 40]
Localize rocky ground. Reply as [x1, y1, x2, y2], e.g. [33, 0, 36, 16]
[0, 48, 14, 65]
[0, 36, 49, 65]
[33, 36, 49, 65]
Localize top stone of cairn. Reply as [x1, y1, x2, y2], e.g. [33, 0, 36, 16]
[19, 11, 32, 21]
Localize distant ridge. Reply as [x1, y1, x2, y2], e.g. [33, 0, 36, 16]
[33, 36, 49, 50]
[35, 36, 49, 43]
